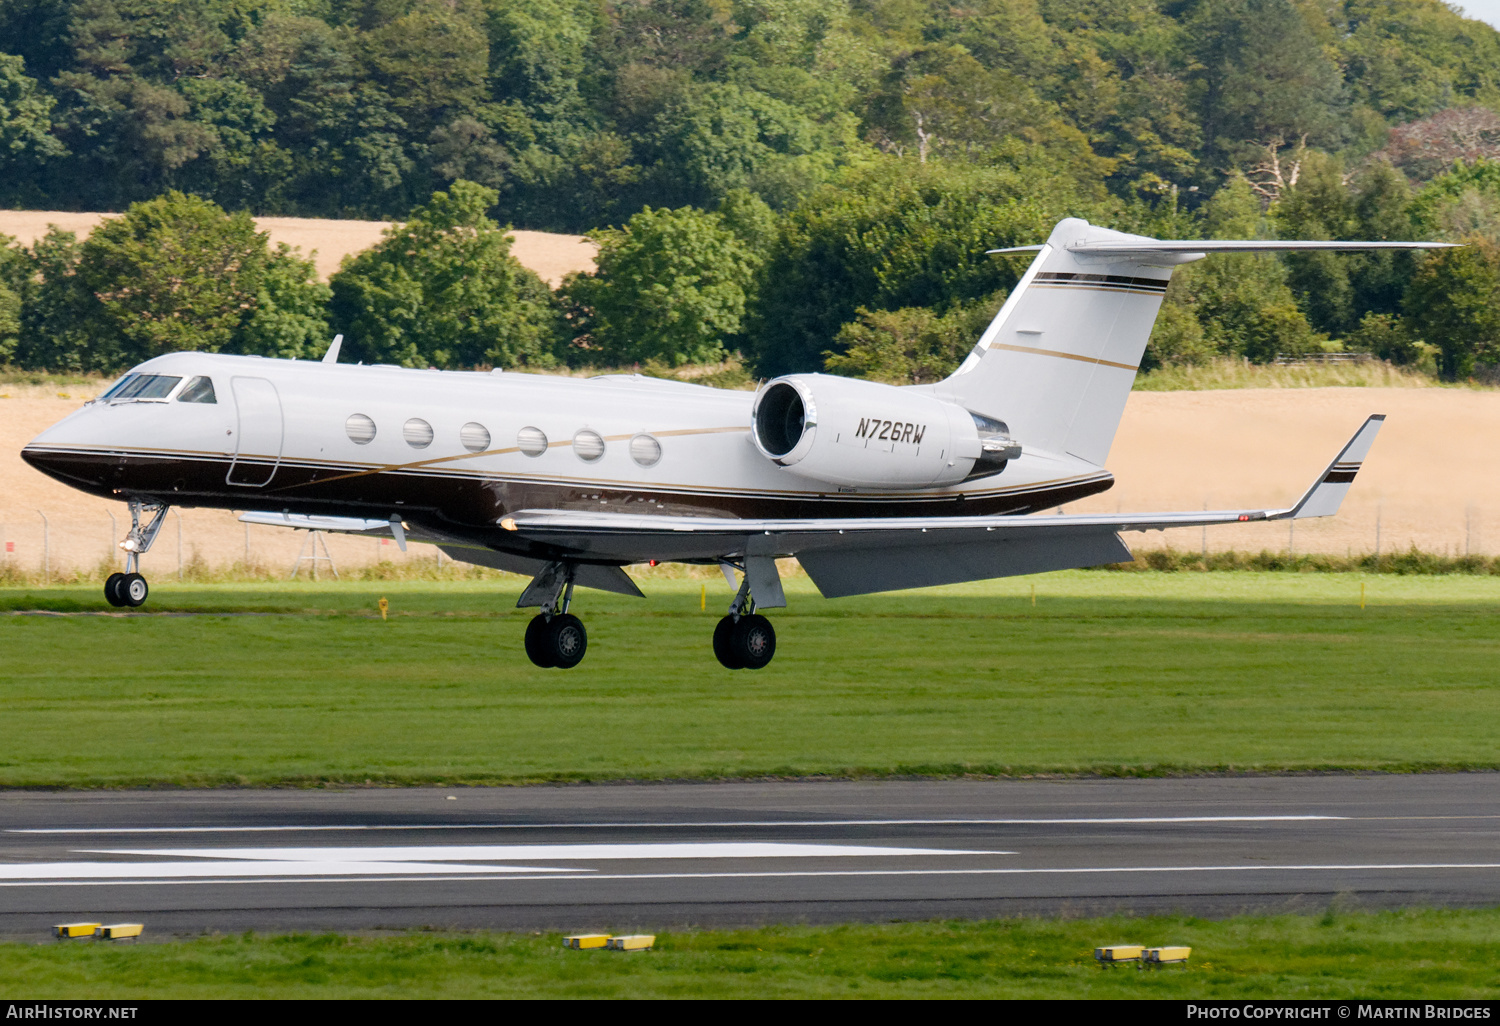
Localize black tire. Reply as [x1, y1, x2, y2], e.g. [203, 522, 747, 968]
[121, 573, 148, 608]
[524, 614, 556, 668]
[547, 613, 588, 669]
[713, 615, 745, 669]
[104, 573, 127, 607]
[732, 614, 776, 670]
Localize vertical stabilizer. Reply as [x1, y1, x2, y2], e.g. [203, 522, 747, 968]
[927, 218, 1176, 467]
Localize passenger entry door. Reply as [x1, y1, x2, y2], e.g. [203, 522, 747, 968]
[226, 376, 283, 487]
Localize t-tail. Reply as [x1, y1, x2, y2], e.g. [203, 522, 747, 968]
[924, 217, 1453, 467]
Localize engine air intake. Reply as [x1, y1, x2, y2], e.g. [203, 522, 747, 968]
[753, 381, 810, 460]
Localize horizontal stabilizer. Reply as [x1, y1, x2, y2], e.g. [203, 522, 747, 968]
[1063, 239, 1457, 258]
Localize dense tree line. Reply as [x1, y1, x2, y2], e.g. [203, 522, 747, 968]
[3, 0, 1500, 379]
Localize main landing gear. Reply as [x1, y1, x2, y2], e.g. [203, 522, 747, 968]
[104, 501, 168, 608]
[519, 562, 588, 669]
[514, 558, 781, 669]
[713, 570, 776, 670]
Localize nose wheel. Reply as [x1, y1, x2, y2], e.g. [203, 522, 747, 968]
[104, 572, 149, 608]
[104, 501, 167, 608]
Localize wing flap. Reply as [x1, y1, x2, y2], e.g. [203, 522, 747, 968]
[799, 532, 1131, 598]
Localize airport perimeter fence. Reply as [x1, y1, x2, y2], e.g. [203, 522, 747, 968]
[0, 509, 457, 584]
[1, 501, 1498, 584]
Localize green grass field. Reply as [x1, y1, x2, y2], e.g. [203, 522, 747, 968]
[2, 572, 1497, 786]
[3, 909, 1498, 998]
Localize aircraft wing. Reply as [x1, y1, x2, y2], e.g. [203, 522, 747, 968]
[499, 416, 1384, 598]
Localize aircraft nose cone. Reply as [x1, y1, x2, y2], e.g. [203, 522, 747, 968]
[21, 444, 112, 492]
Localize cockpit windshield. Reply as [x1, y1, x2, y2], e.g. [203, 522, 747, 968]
[100, 374, 183, 402]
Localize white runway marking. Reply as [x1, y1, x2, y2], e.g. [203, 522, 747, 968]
[82, 842, 1008, 862]
[0, 861, 574, 881]
[0, 842, 1007, 886]
[9, 815, 1347, 835]
[4, 862, 1499, 889]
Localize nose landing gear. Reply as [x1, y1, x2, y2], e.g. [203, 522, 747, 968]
[519, 561, 588, 669]
[104, 501, 168, 608]
[713, 570, 776, 670]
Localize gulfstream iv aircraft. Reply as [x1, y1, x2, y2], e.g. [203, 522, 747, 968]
[23, 218, 1447, 669]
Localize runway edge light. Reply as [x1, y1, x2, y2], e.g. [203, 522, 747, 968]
[54, 922, 101, 940]
[1094, 945, 1143, 965]
[96, 924, 144, 941]
[1145, 946, 1191, 966]
[607, 935, 656, 951]
[563, 934, 610, 950]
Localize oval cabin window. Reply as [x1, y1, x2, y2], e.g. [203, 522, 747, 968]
[573, 429, 605, 462]
[517, 426, 548, 457]
[630, 434, 662, 467]
[460, 422, 490, 453]
[404, 418, 434, 449]
[346, 413, 377, 445]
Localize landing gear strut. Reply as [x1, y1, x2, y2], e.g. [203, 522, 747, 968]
[714, 568, 776, 670]
[104, 501, 167, 608]
[519, 562, 588, 669]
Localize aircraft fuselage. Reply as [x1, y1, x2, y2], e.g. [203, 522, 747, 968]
[22, 351, 1113, 564]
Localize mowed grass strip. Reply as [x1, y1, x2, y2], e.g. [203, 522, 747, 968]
[3, 909, 1499, 998]
[1, 574, 1498, 786]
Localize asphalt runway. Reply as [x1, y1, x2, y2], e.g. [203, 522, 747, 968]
[1, 775, 1496, 936]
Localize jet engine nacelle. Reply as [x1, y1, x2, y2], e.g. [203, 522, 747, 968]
[750, 374, 1019, 490]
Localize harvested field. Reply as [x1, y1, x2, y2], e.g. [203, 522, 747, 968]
[0, 210, 596, 284]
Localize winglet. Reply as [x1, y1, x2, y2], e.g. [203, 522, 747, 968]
[388, 514, 408, 551]
[322, 334, 344, 364]
[1280, 415, 1385, 520]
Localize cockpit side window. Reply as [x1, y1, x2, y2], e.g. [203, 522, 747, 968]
[177, 376, 217, 404]
[109, 374, 182, 401]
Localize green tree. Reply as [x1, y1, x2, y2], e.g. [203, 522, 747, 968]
[364, 3, 488, 125]
[1186, 0, 1346, 178]
[1152, 175, 1324, 364]
[745, 158, 1081, 377]
[47, 0, 233, 208]
[1405, 237, 1500, 378]
[329, 180, 562, 368]
[76, 192, 271, 364]
[647, 80, 864, 209]
[1409, 158, 1500, 243]
[15, 227, 115, 372]
[233, 244, 332, 360]
[823, 298, 999, 384]
[863, 45, 1053, 164]
[1277, 154, 1418, 338]
[0, 233, 24, 363]
[11, 193, 328, 372]
[561, 205, 755, 366]
[0, 53, 65, 205]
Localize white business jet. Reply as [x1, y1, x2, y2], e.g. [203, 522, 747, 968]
[23, 218, 1448, 669]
